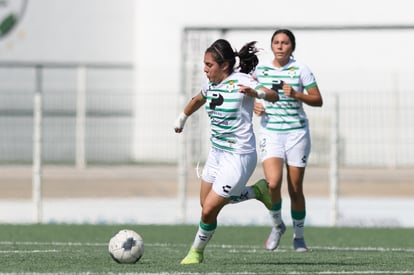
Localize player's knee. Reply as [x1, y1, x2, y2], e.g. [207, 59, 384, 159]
[201, 208, 217, 224]
[268, 180, 282, 190]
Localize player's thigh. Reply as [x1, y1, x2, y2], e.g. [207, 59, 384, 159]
[212, 151, 257, 198]
[285, 129, 311, 167]
[200, 180, 212, 206]
[263, 157, 284, 188]
[259, 132, 286, 163]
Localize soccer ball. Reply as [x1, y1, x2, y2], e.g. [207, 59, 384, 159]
[108, 229, 144, 264]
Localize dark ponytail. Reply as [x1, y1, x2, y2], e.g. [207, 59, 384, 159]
[206, 39, 260, 75]
[236, 41, 259, 74]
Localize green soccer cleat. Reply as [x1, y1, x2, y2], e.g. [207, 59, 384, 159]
[252, 179, 272, 210]
[180, 247, 204, 264]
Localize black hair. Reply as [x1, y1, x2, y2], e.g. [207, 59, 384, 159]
[206, 39, 259, 74]
[271, 29, 296, 52]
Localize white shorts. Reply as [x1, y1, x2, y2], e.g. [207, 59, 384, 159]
[201, 147, 257, 198]
[259, 126, 311, 167]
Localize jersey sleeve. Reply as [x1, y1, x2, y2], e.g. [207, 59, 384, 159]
[200, 81, 209, 99]
[300, 64, 317, 89]
[239, 73, 263, 90]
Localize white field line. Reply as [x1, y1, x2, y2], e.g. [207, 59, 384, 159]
[0, 249, 60, 253]
[0, 242, 413, 274]
[0, 271, 413, 275]
[1, 241, 414, 253]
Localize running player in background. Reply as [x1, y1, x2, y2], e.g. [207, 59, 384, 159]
[174, 38, 278, 264]
[253, 29, 323, 252]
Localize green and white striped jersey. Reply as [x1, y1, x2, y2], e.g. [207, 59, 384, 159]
[201, 72, 264, 154]
[254, 58, 317, 132]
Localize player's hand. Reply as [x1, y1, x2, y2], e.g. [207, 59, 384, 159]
[238, 84, 260, 98]
[283, 83, 297, 98]
[254, 102, 265, 116]
[174, 112, 188, 133]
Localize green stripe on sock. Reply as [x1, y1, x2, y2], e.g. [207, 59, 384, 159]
[230, 195, 238, 201]
[271, 200, 282, 211]
[291, 209, 306, 220]
[199, 220, 217, 231]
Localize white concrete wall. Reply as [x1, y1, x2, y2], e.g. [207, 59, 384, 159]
[132, 0, 414, 165]
[1, 0, 414, 165]
[0, 0, 133, 63]
[0, 0, 135, 163]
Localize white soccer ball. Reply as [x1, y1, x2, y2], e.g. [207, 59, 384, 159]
[108, 229, 144, 264]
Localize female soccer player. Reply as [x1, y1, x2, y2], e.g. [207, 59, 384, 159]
[174, 38, 278, 264]
[254, 29, 323, 252]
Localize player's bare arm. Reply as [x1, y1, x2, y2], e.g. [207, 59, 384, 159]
[283, 84, 323, 107]
[174, 92, 206, 133]
[254, 101, 265, 116]
[238, 85, 278, 103]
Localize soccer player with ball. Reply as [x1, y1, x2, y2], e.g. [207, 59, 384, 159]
[174, 38, 278, 264]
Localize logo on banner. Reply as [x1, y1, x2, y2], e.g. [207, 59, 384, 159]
[0, 0, 27, 52]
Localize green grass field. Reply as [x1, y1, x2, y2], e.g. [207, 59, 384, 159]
[0, 224, 413, 274]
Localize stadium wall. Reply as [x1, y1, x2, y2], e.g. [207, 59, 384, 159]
[133, 0, 414, 167]
[1, 0, 414, 166]
[0, 0, 135, 164]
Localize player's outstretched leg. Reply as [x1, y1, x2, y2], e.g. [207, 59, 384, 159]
[181, 221, 215, 264]
[252, 179, 272, 210]
[181, 247, 204, 264]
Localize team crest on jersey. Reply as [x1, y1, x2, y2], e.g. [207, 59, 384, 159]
[226, 80, 237, 92]
[288, 67, 296, 78]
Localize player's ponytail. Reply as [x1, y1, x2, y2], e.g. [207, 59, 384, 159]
[206, 39, 260, 75]
[236, 41, 259, 74]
